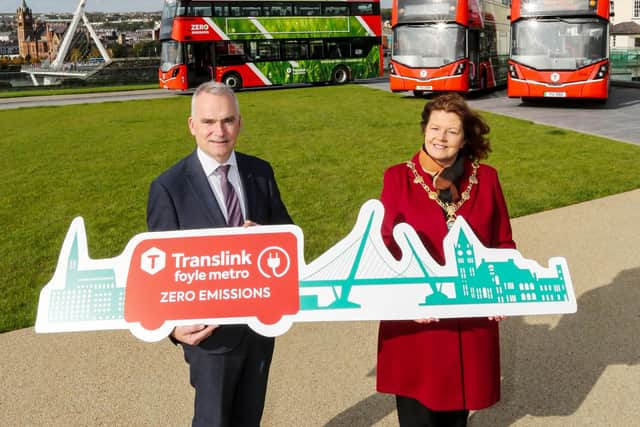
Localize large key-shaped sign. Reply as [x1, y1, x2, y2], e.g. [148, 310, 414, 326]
[36, 200, 577, 341]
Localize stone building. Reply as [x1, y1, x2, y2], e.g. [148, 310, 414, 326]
[16, 0, 64, 61]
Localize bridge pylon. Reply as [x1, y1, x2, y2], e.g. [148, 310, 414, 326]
[22, 0, 112, 86]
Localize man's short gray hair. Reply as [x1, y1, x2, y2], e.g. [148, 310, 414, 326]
[191, 81, 240, 117]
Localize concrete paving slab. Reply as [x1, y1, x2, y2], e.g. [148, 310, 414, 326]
[1, 190, 639, 426]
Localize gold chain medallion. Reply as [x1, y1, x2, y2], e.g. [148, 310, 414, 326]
[406, 160, 479, 228]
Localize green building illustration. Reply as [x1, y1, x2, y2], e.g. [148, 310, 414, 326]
[425, 230, 569, 306]
[48, 233, 124, 323]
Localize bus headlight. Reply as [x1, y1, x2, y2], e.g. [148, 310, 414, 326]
[509, 64, 518, 79]
[389, 63, 395, 75]
[595, 64, 608, 79]
[454, 62, 465, 75]
[172, 68, 180, 78]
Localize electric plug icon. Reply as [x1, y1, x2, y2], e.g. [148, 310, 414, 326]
[267, 252, 281, 276]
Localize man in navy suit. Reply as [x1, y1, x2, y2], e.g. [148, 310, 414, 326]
[147, 81, 293, 427]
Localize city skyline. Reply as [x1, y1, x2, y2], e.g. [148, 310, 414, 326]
[0, 0, 162, 13]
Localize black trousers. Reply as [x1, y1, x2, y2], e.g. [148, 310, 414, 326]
[183, 329, 275, 427]
[396, 395, 469, 427]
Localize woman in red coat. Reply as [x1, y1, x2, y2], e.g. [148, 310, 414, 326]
[376, 93, 515, 427]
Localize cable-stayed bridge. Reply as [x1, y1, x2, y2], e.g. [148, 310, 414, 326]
[21, 0, 111, 86]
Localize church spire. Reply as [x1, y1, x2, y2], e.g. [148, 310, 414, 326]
[20, 0, 29, 10]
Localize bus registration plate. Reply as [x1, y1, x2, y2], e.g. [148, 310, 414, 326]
[416, 85, 433, 90]
[544, 91, 566, 98]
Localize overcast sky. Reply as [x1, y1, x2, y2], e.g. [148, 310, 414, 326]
[0, 0, 162, 13]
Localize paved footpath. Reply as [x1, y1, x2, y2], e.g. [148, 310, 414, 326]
[1, 189, 639, 426]
[0, 88, 179, 110]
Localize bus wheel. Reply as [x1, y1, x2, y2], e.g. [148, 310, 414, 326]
[222, 72, 242, 91]
[413, 90, 424, 97]
[331, 66, 349, 84]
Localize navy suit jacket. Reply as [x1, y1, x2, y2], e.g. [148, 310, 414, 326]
[147, 150, 293, 352]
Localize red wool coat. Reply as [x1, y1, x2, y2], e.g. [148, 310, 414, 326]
[376, 153, 516, 411]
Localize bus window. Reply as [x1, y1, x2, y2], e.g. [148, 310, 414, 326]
[294, 4, 322, 16]
[258, 40, 281, 60]
[394, 24, 465, 67]
[352, 3, 374, 15]
[327, 41, 351, 58]
[160, 40, 182, 72]
[284, 40, 309, 60]
[213, 4, 228, 17]
[160, 0, 178, 39]
[185, 4, 213, 16]
[309, 40, 324, 58]
[229, 5, 242, 16]
[215, 41, 247, 66]
[351, 38, 374, 57]
[241, 4, 262, 16]
[228, 41, 245, 55]
[324, 4, 349, 16]
[263, 2, 292, 16]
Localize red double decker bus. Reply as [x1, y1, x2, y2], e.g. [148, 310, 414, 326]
[508, 0, 610, 101]
[158, 0, 383, 91]
[389, 0, 510, 96]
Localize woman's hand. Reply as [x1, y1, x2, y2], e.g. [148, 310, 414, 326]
[488, 316, 507, 322]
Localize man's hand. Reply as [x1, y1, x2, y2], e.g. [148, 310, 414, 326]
[414, 318, 439, 324]
[171, 324, 218, 345]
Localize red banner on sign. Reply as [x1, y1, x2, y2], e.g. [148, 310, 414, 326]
[124, 231, 299, 332]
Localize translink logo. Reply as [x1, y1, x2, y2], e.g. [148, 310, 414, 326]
[141, 247, 166, 275]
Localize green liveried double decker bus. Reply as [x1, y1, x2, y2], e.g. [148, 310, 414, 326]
[158, 0, 383, 90]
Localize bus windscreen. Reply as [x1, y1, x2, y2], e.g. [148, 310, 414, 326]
[394, 24, 465, 68]
[511, 18, 607, 70]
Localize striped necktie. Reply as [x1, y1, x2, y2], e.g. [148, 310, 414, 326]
[216, 164, 244, 227]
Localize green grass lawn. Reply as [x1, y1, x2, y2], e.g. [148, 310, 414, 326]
[1, 84, 640, 333]
[0, 83, 159, 98]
